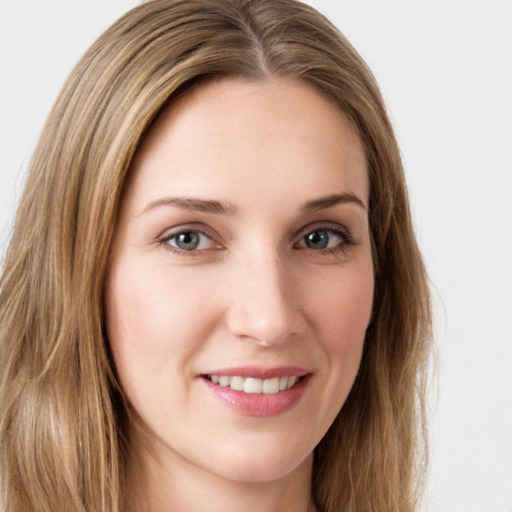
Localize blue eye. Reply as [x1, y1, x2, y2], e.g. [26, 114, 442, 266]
[165, 230, 215, 251]
[298, 228, 349, 251]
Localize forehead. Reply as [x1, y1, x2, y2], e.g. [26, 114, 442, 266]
[125, 77, 368, 211]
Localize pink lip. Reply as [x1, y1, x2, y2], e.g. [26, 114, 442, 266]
[200, 367, 311, 417]
[203, 365, 310, 379]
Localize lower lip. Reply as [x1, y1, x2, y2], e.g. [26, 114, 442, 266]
[202, 375, 310, 417]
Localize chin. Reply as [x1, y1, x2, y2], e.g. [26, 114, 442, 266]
[196, 434, 315, 484]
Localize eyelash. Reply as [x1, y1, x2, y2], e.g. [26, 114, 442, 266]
[158, 223, 356, 256]
[158, 226, 220, 256]
[295, 223, 356, 255]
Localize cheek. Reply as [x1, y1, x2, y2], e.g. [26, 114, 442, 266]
[312, 264, 373, 344]
[306, 259, 373, 396]
[104, 262, 215, 396]
[294, 260, 373, 436]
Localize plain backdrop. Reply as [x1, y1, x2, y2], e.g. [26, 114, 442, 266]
[1, 1, 511, 511]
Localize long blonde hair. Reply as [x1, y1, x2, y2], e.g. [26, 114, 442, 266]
[0, 1, 431, 511]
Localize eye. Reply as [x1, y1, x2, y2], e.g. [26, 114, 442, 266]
[162, 229, 218, 252]
[296, 226, 354, 252]
[300, 229, 341, 250]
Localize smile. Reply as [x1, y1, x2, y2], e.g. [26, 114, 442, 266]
[206, 375, 299, 394]
[202, 369, 311, 416]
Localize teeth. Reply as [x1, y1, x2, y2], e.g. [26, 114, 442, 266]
[262, 377, 280, 394]
[230, 376, 244, 391]
[287, 376, 298, 389]
[208, 375, 301, 394]
[244, 378, 262, 394]
[219, 376, 230, 387]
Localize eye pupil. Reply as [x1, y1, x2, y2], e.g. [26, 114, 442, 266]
[176, 231, 200, 250]
[305, 230, 329, 249]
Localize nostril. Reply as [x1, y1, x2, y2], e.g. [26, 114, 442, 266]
[226, 297, 305, 346]
[224, 261, 306, 345]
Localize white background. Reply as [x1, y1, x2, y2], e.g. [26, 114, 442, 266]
[1, 1, 511, 511]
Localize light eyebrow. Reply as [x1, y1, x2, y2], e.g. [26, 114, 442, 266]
[301, 193, 367, 213]
[139, 196, 237, 216]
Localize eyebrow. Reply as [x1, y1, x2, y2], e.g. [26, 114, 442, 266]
[139, 196, 237, 216]
[139, 192, 366, 217]
[301, 193, 367, 213]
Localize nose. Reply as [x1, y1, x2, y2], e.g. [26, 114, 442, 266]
[225, 253, 306, 346]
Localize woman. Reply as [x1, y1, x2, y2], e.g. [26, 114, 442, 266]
[0, 1, 431, 511]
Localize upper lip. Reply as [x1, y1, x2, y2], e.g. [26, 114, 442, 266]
[201, 366, 311, 380]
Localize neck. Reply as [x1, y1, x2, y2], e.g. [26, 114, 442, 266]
[123, 436, 317, 512]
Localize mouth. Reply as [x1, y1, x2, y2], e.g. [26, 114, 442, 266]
[204, 374, 302, 395]
[201, 367, 311, 416]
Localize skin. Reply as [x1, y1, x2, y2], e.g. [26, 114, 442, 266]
[105, 78, 374, 512]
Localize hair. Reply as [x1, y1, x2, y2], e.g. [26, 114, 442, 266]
[0, 1, 432, 511]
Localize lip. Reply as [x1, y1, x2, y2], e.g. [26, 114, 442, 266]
[200, 366, 311, 417]
[202, 365, 310, 379]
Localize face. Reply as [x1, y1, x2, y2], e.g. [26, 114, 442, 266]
[105, 78, 374, 485]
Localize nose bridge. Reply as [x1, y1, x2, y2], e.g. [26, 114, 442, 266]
[226, 248, 304, 345]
